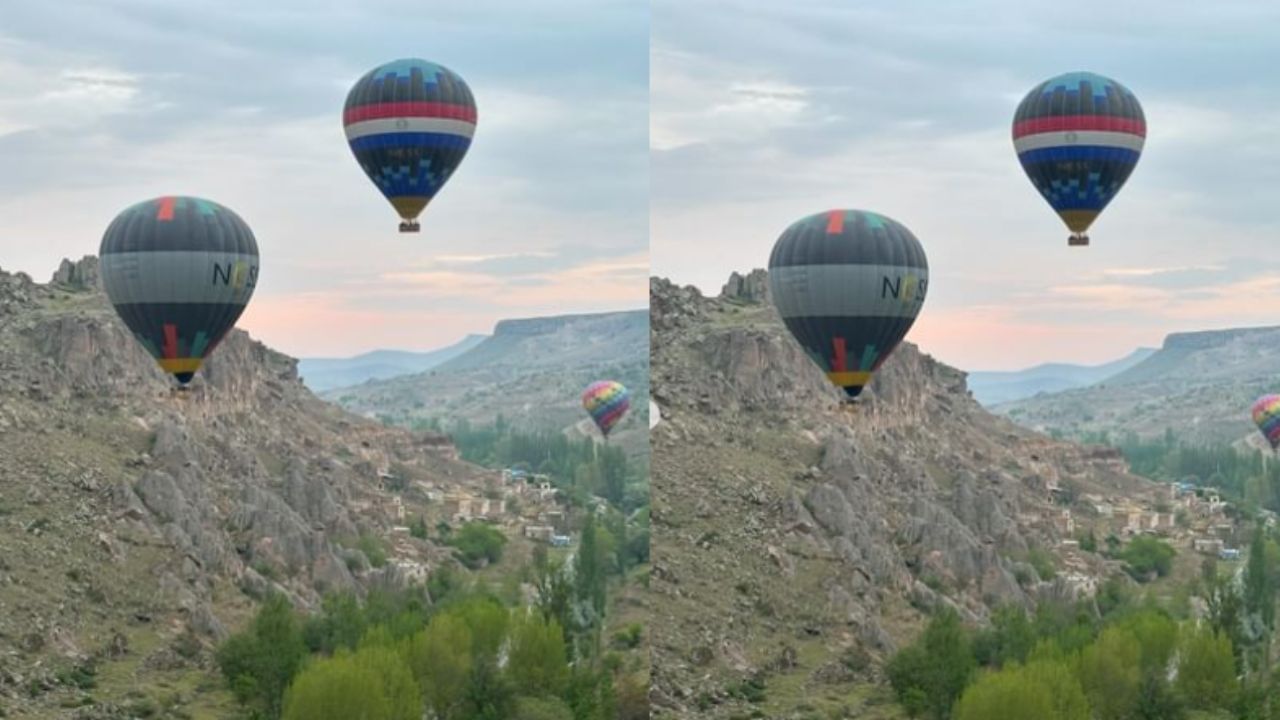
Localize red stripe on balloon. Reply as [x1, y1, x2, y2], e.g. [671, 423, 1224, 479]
[156, 197, 176, 221]
[162, 324, 178, 358]
[343, 102, 478, 125]
[825, 210, 844, 234]
[1012, 115, 1146, 139]
[832, 337, 847, 372]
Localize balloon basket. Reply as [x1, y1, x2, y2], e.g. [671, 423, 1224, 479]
[398, 221, 420, 233]
[1068, 234, 1089, 247]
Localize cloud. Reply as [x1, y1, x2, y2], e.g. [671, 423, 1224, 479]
[652, 0, 1280, 369]
[0, 1, 647, 355]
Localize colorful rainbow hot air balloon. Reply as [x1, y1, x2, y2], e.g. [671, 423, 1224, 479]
[1252, 394, 1280, 450]
[99, 196, 259, 385]
[343, 58, 477, 233]
[582, 380, 631, 439]
[1012, 71, 1145, 247]
[768, 209, 928, 399]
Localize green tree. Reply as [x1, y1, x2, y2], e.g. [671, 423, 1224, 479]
[282, 651, 395, 720]
[512, 695, 575, 720]
[1075, 627, 1141, 720]
[216, 593, 308, 719]
[973, 605, 1037, 668]
[1114, 610, 1178, 675]
[954, 659, 1089, 720]
[405, 613, 472, 719]
[461, 655, 516, 720]
[576, 513, 607, 621]
[887, 608, 975, 719]
[507, 612, 570, 698]
[1246, 528, 1275, 632]
[1133, 670, 1184, 720]
[1205, 571, 1246, 669]
[1120, 536, 1177, 581]
[450, 522, 509, 569]
[457, 597, 510, 662]
[1175, 625, 1238, 710]
[303, 592, 366, 655]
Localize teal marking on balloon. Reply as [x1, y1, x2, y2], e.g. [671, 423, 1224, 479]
[859, 345, 878, 371]
[190, 331, 210, 357]
[862, 212, 886, 230]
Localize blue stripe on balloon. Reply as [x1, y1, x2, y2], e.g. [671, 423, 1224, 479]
[1017, 146, 1141, 164]
[347, 133, 472, 152]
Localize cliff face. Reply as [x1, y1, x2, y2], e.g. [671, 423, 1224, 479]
[649, 274, 1158, 719]
[1161, 326, 1280, 351]
[0, 258, 491, 715]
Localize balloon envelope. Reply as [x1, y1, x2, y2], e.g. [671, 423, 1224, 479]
[343, 58, 477, 229]
[1252, 394, 1280, 449]
[582, 380, 631, 437]
[1012, 71, 1145, 243]
[99, 196, 259, 384]
[768, 209, 928, 398]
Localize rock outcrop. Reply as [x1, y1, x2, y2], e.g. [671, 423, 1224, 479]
[0, 258, 496, 715]
[650, 271, 1159, 718]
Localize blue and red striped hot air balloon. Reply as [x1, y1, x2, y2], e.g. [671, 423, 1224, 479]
[1012, 71, 1145, 247]
[582, 380, 631, 439]
[1252, 394, 1280, 450]
[343, 58, 477, 233]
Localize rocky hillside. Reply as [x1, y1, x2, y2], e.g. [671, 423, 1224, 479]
[649, 274, 1162, 719]
[298, 335, 487, 392]
[997, 325, 1280, 446]
[326, 309, 649, 460]
[0, 258, 498, 718]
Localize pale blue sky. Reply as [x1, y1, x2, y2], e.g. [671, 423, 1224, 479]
[0, 0, 648, 357]
[652, 0, 1280, 370]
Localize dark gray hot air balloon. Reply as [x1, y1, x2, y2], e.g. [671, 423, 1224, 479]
[99, 196, 259, 385]
[768, 209, 928, 399]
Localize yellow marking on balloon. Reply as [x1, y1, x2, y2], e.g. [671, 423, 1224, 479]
[390, 196, 430, 219]
[1058, 210, 1100, 232]
[158, 358, 203, 373]
[827, 371, 872, 387]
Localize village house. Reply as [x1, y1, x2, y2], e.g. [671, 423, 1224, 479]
[524, 525, 556, 542]
[389, 558, 429, 585]
[443, 492, 505, 523]
[1193, 537, 1225, 555]
[1051, 509, 1075, 536]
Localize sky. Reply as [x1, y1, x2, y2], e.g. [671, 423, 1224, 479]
[651, 0, 1280, 371]
[0, 0, 648, 358]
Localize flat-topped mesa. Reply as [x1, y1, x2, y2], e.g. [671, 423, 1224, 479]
[492, 309, 644, 337]
[1162, 325, 1280, 351]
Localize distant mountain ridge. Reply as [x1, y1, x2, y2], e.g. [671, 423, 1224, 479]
[997, 325, 1280, 445]
[298, 334, 487, 392]
[326, 308, 649, 459]
[967, 347, 1157, 405]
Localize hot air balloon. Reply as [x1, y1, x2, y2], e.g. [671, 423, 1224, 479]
[1252, 394, 1280, 450]
[582, 380, 631, 439]
[768, 209, 927, 400]
[1012, 71, 1145, 247]
[99, 196, 259, 386]
[343, 58, 477, 233]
